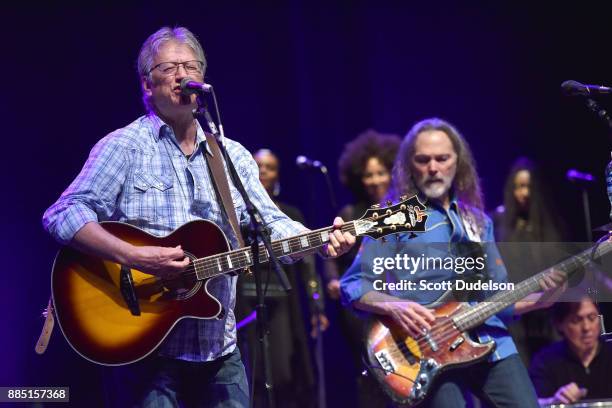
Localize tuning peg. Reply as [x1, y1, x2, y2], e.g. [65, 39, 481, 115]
[370, 203, 380, 209]
[400, 195, 408, 201]
[381, 236, 387, 243]
[386, 200, 393, 207]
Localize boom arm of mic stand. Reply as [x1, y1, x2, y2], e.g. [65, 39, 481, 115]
[192, 94, 288, 408]
[197, 101, 292, 293]
[584, 97, 612, 139]
[193, 95, 291, 291]
[195, 94, 220, 135]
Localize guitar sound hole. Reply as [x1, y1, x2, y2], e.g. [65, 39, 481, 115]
[161, 251, 202, 300]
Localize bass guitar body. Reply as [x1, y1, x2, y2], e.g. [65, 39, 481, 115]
[365, 300, 494, 407]
[51, 220, 230, 366]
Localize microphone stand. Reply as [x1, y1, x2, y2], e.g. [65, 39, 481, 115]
[590, 233, 612, 343]
[568, 175, 594, 242]
[583, 97, 612, 134]
[194, 92, 291, 408]
[576, 94, 612, 340]
[320, 166, 338, 212]
[582, 187, 593, 243]
[298, 162, 337, 220]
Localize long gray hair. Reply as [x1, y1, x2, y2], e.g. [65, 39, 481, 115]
[392, 117, 485, 227]
[137, 26, 207, 113]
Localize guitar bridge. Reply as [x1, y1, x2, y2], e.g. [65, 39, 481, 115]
[374, 349, 396, 375]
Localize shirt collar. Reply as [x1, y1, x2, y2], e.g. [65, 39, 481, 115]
[419, 190, 459, 213]
[562, 339, 602, 367]
[146, 113, 212, 155]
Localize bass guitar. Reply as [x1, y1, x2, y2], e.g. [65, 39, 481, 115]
[52, 195, 427, 365]
[364, 240, 612, 407]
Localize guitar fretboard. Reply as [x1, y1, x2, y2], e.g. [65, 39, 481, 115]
[454, 240, 612, 331]
[191, 222, 357, 280]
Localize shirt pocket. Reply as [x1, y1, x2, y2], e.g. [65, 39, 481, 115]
[134, 172, 174, 192]
[128, 171, 175, 223]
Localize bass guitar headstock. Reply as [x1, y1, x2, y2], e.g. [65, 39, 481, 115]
[354, 194, 428, 240]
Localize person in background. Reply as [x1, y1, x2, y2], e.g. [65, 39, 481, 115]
[493, 157, 562, 243]
[325, 130, 401, 297]
[529, 297, 612, 405]
[492, 157, 565, 366]
[340, 118, 565, 407]
[236, 149, 329, 408]
[324, 129, 401, 407]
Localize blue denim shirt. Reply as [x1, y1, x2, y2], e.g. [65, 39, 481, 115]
[340, 197, 517, 361]
[43, 114, 306, 362]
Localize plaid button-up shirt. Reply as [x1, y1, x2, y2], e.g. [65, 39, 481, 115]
[43, 114, 305, 362]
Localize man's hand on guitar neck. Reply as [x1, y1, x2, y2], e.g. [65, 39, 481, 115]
[355, 291, 435, 338]
[515, 268, 567, 315]
[319, 217, 356, 258]
[292, 217, 355, 261]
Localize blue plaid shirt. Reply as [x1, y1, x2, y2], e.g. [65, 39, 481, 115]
[340, 198, 518, 362]
[43, 114, 305, 362]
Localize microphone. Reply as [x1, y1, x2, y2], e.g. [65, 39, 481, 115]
[180, 78, 213, 95]
[296, 155, 328, 173]
[567, 169, 595, 183]
[561, 80, 612, 97]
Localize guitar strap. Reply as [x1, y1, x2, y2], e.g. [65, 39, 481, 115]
[204, 132, 246, 249]
[35, 298, 54, 355]
[456, 207, 490, 301]
[36, 133, 246, 354]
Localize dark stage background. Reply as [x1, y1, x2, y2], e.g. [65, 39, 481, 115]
[2, 2, 612, 406]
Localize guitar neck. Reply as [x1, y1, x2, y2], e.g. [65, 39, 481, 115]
[454, 240, 612, 332]
[185, 194, 428, 281]
[191, 222, 358, 280]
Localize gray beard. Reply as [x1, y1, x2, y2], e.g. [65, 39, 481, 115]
[419, 181, 451, 200]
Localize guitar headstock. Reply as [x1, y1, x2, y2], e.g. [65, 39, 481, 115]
[354, 195, 428, 240]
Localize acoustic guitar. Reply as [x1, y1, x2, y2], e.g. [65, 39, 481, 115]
[51, 195, 428, 365]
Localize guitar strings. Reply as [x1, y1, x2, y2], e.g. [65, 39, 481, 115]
[407, 256, 599, 353]
[123, 206, 472, 353]
[140, 209, 562, 354]
[164, 207, 413, 282]
[163, 223, 355, 281]
[382, 277, 545, 360]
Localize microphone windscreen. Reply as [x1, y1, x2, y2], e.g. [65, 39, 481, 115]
[296, 155, 309, 168]
[561, 80, 586, 96]
[179, 77, 198, 95]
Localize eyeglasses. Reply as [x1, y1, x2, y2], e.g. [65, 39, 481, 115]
[148, 60, 204, 76]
